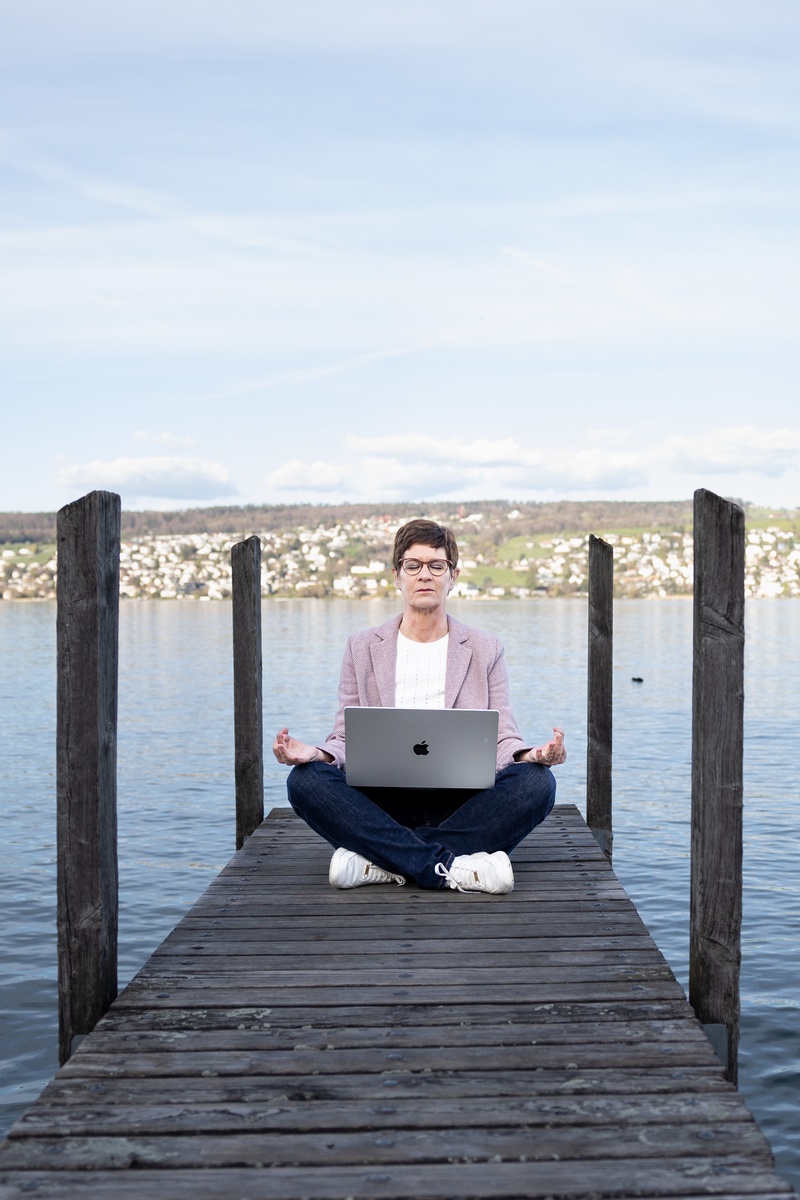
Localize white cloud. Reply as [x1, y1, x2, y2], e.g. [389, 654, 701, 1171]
[265, 456, 478, 501]
[265, 426, 800, 503]
[265, 460, 352, 493]
[346, 433, 647, 483]
[345, 434, 524, 465]
[266, 435, 648, 500]
[660, 427, 800, 477]
[56, 456, 237, 502]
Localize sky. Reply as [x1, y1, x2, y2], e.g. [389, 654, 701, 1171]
[2, 0, 800, 513]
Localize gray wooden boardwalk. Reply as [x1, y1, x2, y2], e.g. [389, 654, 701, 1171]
[1, 804, 794, 1199]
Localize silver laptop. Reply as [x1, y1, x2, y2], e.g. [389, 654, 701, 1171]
[345, 707, 499, 790]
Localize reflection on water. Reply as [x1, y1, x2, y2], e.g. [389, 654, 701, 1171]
[0, 598, 798, 1186]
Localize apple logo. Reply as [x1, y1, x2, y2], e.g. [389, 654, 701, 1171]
[413, 740, 429, 756]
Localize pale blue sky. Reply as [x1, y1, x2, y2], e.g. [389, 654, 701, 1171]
[2, 0, 800, 511]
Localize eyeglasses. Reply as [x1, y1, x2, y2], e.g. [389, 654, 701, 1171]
[400, 558, 451, 576]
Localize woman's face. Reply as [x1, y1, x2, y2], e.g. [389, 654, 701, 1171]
[392, 541, 459, 615]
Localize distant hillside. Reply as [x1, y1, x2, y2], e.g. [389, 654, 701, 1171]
[4, 498, 800, 601]
[0, 498, 704, 543]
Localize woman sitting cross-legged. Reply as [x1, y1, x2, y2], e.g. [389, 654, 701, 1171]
[273, 518, 566, 895]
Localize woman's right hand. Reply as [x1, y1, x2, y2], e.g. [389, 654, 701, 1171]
[273, 728, 330, 766]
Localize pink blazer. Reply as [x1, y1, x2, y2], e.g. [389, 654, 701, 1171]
[319, 613, 532, 773]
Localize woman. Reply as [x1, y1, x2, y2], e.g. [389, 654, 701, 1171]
[273, 518, 566, 894]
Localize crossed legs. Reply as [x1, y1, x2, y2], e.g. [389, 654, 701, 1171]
[286, 760, 556, 889]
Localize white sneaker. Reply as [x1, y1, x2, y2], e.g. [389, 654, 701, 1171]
[435, 851, 514, 894]
[329, 847, 406, 889]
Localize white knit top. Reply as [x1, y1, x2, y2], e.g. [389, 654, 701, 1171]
[394, 631, 448, 709]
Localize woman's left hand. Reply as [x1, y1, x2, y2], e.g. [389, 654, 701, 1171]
[528, 727, 566, 765]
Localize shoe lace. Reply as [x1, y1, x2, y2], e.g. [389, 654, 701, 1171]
[366, 861, 405, 886]
[434, 861, 472, 892]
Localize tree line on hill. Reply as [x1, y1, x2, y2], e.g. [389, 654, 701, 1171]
[0, 498, 713, 545]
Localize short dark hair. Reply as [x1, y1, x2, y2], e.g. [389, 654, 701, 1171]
[392, 519, 459, 573]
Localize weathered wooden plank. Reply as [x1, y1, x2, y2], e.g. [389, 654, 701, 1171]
[182, 888, 633, 912]
[198, 880, 619, 898]
[180, 897, 640, 920]
[156, 933, 655, 955]
[1, 1121, 770, 1170]
[255, 826, 599, 843]
[171, 919, 644, 942]
[228, 845, 597, 865]
[8, 1091, 751, 1138]
[32, 1068, 732, 1108]
[120, 962, 679, 989]
[197, 878, 618, 895]
[137, 949, 667, 975]
[57, 1039, 721, 1078]
[63, 1018, 713, 1054]
[178, 903, 633, 923]
[175, 908, 644, 931]
[56, 490, 121, 1066]
[194, 866, 627, 887]
[94, 998, 696, 1032]
[200, 844, 612, 867]
[0, 1158, 791, 1199]
[180, 858, 616, 877]
[154, 934, 659, 956]
[107, 980, 689, 1007]
[690, 488, 745, 1084]
[231, 535, 264, 850]
[213, 842, 612, 864]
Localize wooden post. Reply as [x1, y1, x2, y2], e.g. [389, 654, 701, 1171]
[232, 535, 264, 849]
[586, 534, 613, 860]
[56, 490, 120, 1065]
[690, 488, 745, 1084]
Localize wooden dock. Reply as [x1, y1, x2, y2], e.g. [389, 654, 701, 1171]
[1, 804, 794, 1199]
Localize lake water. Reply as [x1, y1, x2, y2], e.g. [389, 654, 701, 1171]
[1, 598, 798, 1188]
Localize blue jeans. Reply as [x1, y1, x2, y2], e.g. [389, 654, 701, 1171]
[286, 760, 556, 889]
